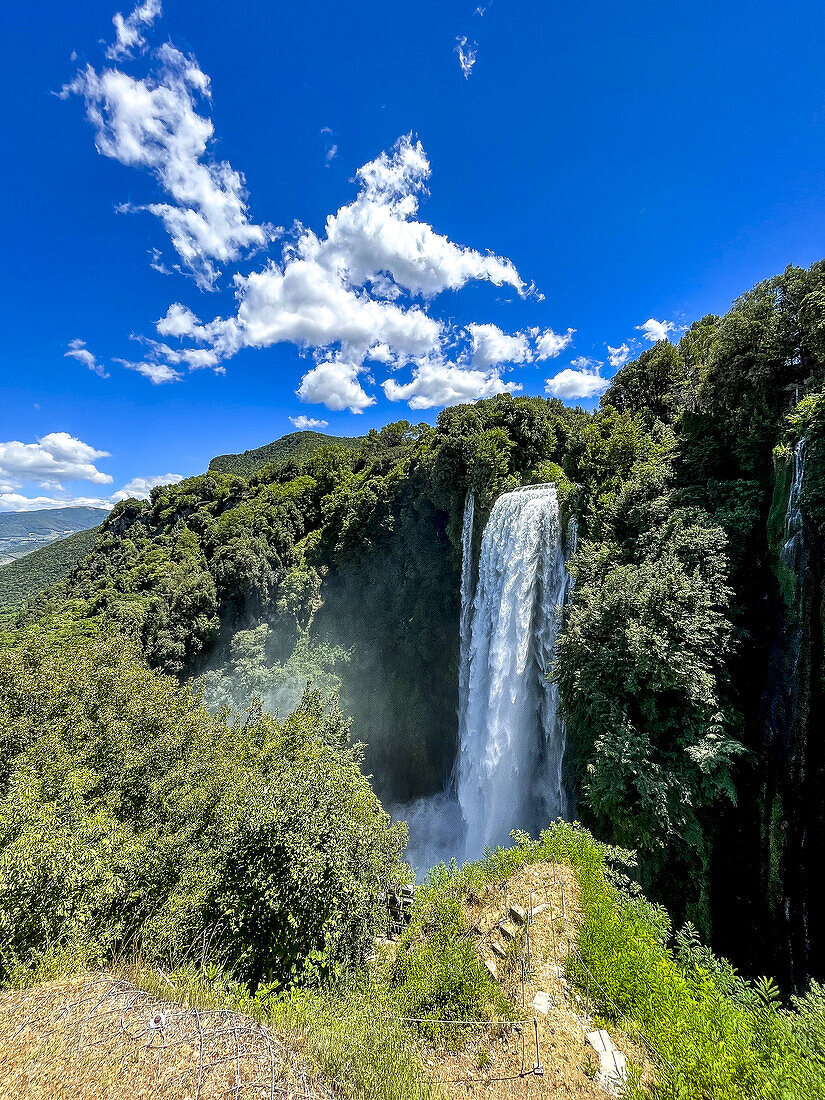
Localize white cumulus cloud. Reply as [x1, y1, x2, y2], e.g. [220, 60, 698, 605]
[545, 356, 609, 401]
[0, 433, 112, 489]
[636, 318, 676, 343]
[534, 326, 575, 360]
[289, 415, 329, 430]
[65, 338, 109, 378]
[296, 356, 375, 414]
[63, 41, 273, 289]
[157, 136, 532, 409]
[468, 323, 532, 370]
[0, 493, 112, 513]
[383, 357, 520, 410]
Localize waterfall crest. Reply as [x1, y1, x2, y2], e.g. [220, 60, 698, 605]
[457, 484, 572, 857]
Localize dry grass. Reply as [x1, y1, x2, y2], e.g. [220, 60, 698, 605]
[0, 973, 339, 1100]
[424, 860, 654, 1099]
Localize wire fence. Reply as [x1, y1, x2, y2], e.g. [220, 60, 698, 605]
[1, 974, 338, 1100]
[4, 859, 665, 1097]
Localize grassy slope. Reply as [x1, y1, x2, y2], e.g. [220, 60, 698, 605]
[0, 525, 99, 613]
[209, 430, 365, 477]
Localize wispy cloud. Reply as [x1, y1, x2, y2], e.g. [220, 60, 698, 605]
[65, 338, 109, 378]
[114, 357, 183, 384]
[106, 0, 161, 60]
[455, 36, 478, 79]
[65, 8, 586, 415]
[607, 342, 631, 368]
[534, 327, 575, 360]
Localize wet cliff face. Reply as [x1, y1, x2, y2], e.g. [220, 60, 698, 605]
[762, 442, 825, 989]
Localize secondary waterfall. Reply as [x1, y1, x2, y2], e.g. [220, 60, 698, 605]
[457, 484, 573, 857]
[781, 439, 808, 573]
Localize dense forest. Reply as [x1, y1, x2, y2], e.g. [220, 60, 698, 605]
[12, 261, 825, 996]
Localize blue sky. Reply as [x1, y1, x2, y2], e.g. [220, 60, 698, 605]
[2, 0, 825, 509]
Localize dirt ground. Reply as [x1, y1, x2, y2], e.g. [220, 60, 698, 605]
[0, 973, 337, 1100]
[424, 860, 653, 1099]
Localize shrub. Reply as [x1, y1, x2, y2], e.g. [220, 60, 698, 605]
[0, 619, 406, 986]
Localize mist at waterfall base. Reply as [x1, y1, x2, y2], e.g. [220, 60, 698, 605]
[394, 484, 576, 876]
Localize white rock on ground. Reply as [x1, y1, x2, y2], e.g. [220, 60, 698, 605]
[586, 1030, 627, 1094]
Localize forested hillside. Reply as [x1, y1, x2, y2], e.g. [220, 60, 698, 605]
[22, 261, 825, 990]
[209, 430, 365, 477]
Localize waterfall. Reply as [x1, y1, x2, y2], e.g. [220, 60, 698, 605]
[781, 439, 808, 573]
[457, 484, 573, 857]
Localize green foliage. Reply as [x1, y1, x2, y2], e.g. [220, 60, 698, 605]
[442, 823, 823, 1099]
[390, 871, 511, 1035]
[0, 621, 406, 986]
[556, 436, 742, 929]
[602, 341, 687, 426]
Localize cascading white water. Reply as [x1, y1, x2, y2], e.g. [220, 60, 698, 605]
[457, 484, 572, 857]
[781, 438, 808, 571]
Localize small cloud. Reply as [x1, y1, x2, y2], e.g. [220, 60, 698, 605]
[65, 338, 109, 378]
[115, 358, 183, 384]
[474, 0, 493, 13]
[111, 472, 183, 502]
[545, 356, 608, 401]
[636, 318, 676, 343]
[289, 415, 329, 431]
[296, 355, 375, 414]
[455, 36, 478, 79]
[607, 342, 631, 368]
[325, 143, 339, 166]
[106, 0, 162, 60]
[534, 327, 575, 360]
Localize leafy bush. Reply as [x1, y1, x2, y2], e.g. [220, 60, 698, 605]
[0, 619, 406, 986]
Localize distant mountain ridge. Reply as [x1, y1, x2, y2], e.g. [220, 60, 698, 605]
[0, 525, 101, 618]
[209, 431, 365, 478]
[0, 506, 109, 564]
